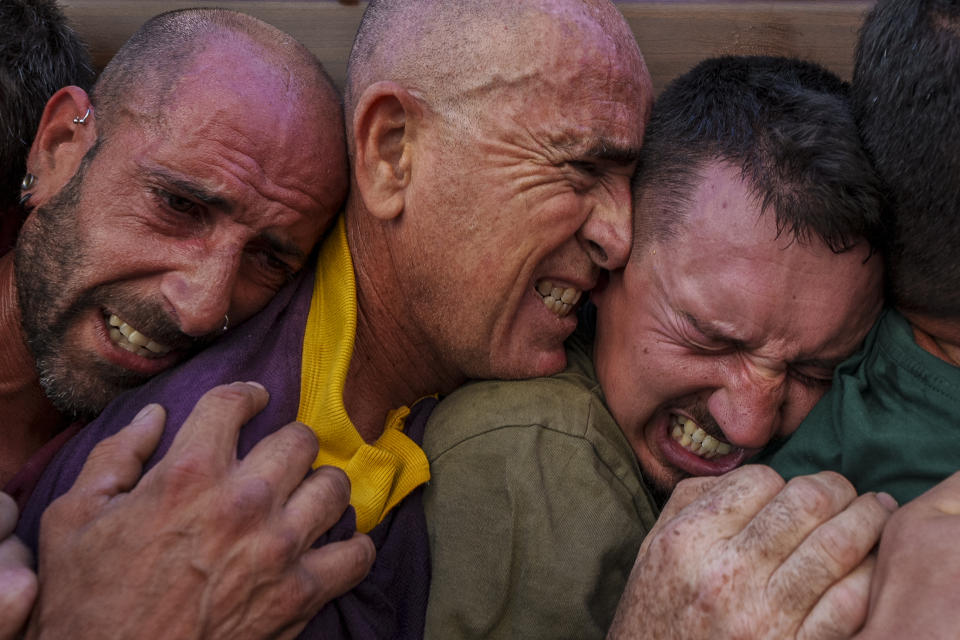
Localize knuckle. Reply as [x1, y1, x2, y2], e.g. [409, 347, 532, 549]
[259, 527, 302, 568]
[806, 521, 864, 574]
[219, 475, 276, 526]
[283, 422, 320, 459]
[310, 466, 352, 506]
[201, 383, 258, 410]
[738, 464, 786, 493]
[783, 473, 848, 519]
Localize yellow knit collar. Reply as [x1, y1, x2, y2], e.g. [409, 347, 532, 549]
[296, 216, 430, 533]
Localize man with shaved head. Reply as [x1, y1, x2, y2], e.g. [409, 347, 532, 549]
[14, 0, 649, 637]
[422, 54, 889, 639]
[1, 7, 364, 639]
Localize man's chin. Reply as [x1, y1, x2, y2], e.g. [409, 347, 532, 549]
[37, 360, 152, 419]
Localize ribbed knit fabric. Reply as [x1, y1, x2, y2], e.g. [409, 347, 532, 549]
[298, 216, 430, 533]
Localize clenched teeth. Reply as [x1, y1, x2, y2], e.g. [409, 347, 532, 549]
[536, 280, 582, 317]
[107, 314, 172, 358]
[670, 414, 732, 459]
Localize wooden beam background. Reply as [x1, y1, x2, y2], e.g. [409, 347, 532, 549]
[61, 1, 874, 93]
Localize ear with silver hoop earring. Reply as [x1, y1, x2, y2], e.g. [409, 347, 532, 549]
[73, 108, 91, 125]
[222, 314, 230, 333]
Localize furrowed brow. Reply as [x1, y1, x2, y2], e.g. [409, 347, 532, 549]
[145, 165, 229, 209]
[261, 231, 306, 262]
[584, 140, 642, 166]
[683, 311, 746, 349]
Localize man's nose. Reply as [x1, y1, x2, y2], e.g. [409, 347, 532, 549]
[160, 251, 239, 337]
[708, 365, 787, 450]
[577, 176, 632, 271]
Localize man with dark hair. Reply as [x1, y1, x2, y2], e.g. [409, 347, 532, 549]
[423, 55, 889, 639]
[15, 0, 649, 637]
[754, 1, 960, 634]
[761, 0, 960, 504]
[0, 7, 373, 639]
[0, 0, 94, 254]
[0, 5, 95, 632]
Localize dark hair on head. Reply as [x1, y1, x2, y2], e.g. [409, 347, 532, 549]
[633, 55, 887, 258]
[853, 0, 960, 317]
[0, 0, 94, 209]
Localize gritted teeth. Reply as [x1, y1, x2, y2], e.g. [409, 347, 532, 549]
[107, 313, 172, 358]
[536, 280, 582, 318]
[670, 414, 732, 459]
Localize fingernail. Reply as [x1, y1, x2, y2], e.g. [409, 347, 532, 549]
[876, 491, 898, 511]
[131, 403, 159, 425]
[243, 381, 266, 390]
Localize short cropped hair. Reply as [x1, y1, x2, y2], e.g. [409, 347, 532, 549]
[91, 8, 339, 142]
[853, 0, 960, 317]
[634, 56, 886, 257]
[0, 0, 93, 208]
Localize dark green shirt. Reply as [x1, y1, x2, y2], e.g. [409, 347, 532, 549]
[759, 309, 960, 504]
[423, 334, 659, 639]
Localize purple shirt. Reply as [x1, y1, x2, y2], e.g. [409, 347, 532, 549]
[17, 265, 433, 639]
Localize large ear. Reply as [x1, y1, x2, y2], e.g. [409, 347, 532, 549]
[25, 86, 98, 205]
[352, 81, 423, 221]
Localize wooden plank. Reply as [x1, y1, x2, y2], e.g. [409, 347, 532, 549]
[620, 2, 874, 93]
[61, 1, 874, 93]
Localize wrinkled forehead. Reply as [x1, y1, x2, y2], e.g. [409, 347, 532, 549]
[649, 221, 882, 357]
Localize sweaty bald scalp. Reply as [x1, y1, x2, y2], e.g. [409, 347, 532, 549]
[344, 0, 643, 153]
[91, 8, 341, 141]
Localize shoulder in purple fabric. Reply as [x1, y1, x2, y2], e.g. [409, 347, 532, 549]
[16, 259, 438, 639]
[17, 265, 314, 548]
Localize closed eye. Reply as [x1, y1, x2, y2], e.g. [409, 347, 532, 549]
[789, 367, 834, 388]
[243, 242, 297, 286]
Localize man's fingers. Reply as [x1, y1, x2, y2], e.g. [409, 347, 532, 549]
[0, 564, 37, 640]
[798, 554, 876, 640]
[0, 536, 37, 640]
[662, 466, 786, 540]
[70, 403, 166, 499]
[299, 532, 376, 609]
[636, 475, 722, 556]
[0, 535, 32, 571]
[161, 382, 270, 473]
[0, 493, 18, 539]
[734, 471, 857, 567]
[769, 491, 892, 617]
[909, 469, 960, 515]
[283, 466, 354, 547]
[240, 422, 320, 503]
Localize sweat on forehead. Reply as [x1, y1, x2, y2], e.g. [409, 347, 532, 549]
[91, 8, 338, 136]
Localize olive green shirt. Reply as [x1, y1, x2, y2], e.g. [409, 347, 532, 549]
[423, 334, 659, 639]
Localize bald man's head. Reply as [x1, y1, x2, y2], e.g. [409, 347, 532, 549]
[342, 0, 651, 384]
[15, 8, 349, 416]
[344, 0, 646, 155]
[93, 8, 341, 143]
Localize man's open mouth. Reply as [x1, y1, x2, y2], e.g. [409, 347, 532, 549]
[670, 414, 732, 459]
[106, 313, 173, 359]
[536, 279, 582, 318]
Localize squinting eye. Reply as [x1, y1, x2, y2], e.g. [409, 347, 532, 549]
[790, 368, 833, 388]
[568, 160, 601, 176]
[246, 246, 296, 282]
